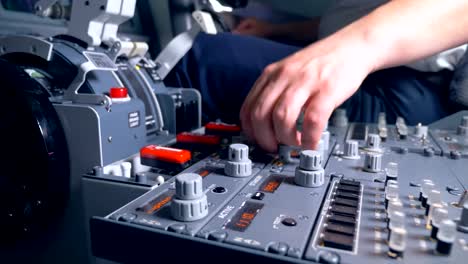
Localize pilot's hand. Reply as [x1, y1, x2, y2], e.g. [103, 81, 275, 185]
[240, 33, 376, 152]
[232, 18, 275, 38]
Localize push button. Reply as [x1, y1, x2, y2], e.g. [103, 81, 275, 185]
[326, 223, 355, 236]
[109, 87, 130, 103]
[267, 242, 289, 255]
[281, 218, 297, 227]
[208, 231, 228, 242]
[335, 191, 359, 201]
[251, 192, 265, 200]
[339, 179, 360, 187]
[167, 223, 187, 233]
[322, 232, 354, 251]
[116, 213, 137, 223]
[334, 198, 358, 208]
[336, 184, 360, 194]
[328, 214, 356, 227]
[330, 205, 357, 218]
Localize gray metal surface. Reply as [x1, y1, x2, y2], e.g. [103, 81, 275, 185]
[0, 35, 53, 61]
[94, 112, 468, 264]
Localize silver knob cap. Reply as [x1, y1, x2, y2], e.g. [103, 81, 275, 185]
[458, 125, 468, 136]
[458, 198, 468, 233]
[321, 130, 330, 151]
[363, 152, 382, 173]
[224, 144, 252, 177]
[299, 150, 322, 171]
[342, 140, 360, 159]
[332, 109, 348, 127]
[175, 173, 203, 200]
[366, 134, 381, 150]
[461, 116, 468, 127]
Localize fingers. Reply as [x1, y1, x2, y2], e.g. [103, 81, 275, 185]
[271, 83, 312, 147]
[241, 65, 290, 152]
[240, 68, 272, 140]
[301, 91, 336, 150]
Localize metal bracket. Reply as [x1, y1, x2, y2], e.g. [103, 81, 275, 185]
[0, 35, 53, 61]
[34, 0, 59, 16]
[107, 40, 149, 64]
[153, 26, 201, 80]
[64, 51, 117, 108]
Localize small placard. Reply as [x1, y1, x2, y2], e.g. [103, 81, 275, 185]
[128, 111, 140, 128]
[83, 51, 117, 70]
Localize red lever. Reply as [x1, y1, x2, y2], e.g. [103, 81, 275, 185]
[176, 132, 221, 145]
[140, 145, 191, 164]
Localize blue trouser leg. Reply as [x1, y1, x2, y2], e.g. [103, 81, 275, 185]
[165, 32, 455, 125]
[165, 32, 301, 123]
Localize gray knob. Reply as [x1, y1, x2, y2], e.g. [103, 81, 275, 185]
[224, 144, 252, 177]
[171, 173, 208, 222]
[171, 196, 208, 222]
[295, 168, 325, 188]
[461, 116, 468, 127]
[333, 109, 348, 127]
[363, 153, 382, 173]
[321, 130, 330, 151]
[414, 124, 428, 138]
[175, 173, 203, 200]
[396, 117, 406, 126]
[316, 139, 325, 159]
[458, 118, 468, 136]
[299, 150, 322, 170]
[342, 140, 360, 159]
[228, 143, 249, 162]
[366, 134, 381, 150]
[458, 199, 468, 233]
[295, 150, 325, 188]
[458, 126, 468, 136]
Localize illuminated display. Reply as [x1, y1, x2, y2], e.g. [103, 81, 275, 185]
[138, 190, 175, 214]
[259, 175, 284, 193]
[226, 202, 264, 232]
[195, 167, 214, 178]
[290, 149, 300, 158]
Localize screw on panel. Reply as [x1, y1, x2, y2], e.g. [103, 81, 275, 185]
[108, 136, 112, 143]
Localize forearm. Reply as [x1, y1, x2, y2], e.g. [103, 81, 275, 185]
[340, 0, 468, 72]
[272, 18, 321, 43]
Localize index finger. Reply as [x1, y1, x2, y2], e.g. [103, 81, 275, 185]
[301, 91, 336, 150]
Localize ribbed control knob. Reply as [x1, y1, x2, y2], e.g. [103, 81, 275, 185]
[414, 124, 428, 138]
[332, 109, 348, 127]
[224, 144, 252, 177]
[363, 153, 382, 173]
[171, 173, 208, 222]
[458, 116, 468, 136]
[299, 150, 322, 170]
[295, 150, 325, 188]
[366, 134, 381, 150]
[175, 173, 203, 200]
[458, 199, 468, 233]
[342, 140, 360, 159]
[321, 130, 330, 151]
[462, 116, 468, 127]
